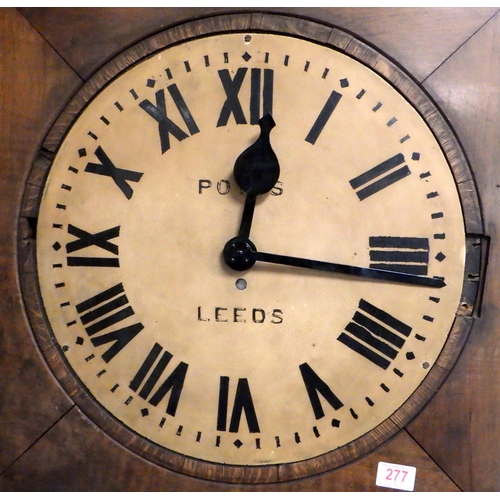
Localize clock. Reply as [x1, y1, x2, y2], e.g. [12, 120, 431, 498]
[19, 12, 483, 484]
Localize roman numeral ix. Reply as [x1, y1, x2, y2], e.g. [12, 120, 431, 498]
[66, 224, 120, 267]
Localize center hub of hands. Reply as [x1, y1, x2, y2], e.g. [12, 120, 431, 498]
[223, 237, 257, 271]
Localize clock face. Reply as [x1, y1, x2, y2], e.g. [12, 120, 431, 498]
[30, 18, 479, 482]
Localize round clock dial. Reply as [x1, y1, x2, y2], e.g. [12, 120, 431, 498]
[22, 14, 481, 483]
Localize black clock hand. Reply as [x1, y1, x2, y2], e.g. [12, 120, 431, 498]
[237, 194, 257, 239]
[223, 237, 446, 288]
[233, 114, 280, 239]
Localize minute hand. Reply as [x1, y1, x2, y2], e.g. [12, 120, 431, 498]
[253, 251, 446, 288]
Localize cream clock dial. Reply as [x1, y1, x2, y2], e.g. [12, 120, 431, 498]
[24, 14, 482, 483]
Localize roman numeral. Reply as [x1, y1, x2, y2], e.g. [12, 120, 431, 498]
[129, 343, 188, 416]
[217, 376, 260, 433]
[139, 84, 199, 154]
[76, 283, 144, 363]
[217, 68, 274, 127]
[66, 224, 120, 267]
[337, 299, 412, 369]
[369, 236, 430, 275]
[349, 153, 411, 200]
[84, 146, 143, 199]
[299, 363, 344, 420]
[305, 90, 342, 144]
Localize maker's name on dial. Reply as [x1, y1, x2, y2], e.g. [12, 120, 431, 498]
[198, 178, 283, 196]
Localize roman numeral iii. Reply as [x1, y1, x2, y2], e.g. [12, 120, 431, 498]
[337, 299, 412, 369]
[369, 236, 430, 275]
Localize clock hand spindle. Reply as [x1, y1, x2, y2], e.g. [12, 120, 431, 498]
[233, 114, 280, 239]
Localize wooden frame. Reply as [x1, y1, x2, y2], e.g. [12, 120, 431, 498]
[17, 12, 484, 484]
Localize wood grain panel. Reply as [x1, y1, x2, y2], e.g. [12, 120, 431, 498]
[19, 7, 498, 82]
[0, 7, 81, 473]
[0, 406, 458, 492]
[408, 11, 500, 492]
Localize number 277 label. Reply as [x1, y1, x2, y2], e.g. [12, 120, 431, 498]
[376, 461, 417, 491]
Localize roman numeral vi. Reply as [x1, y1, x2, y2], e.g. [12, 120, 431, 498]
[217, 376, 260, 433]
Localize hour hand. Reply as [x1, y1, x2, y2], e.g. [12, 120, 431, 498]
[234, 114, 280, 197]
[233, 114, 280, 239]
[223, 237, 446, 288]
